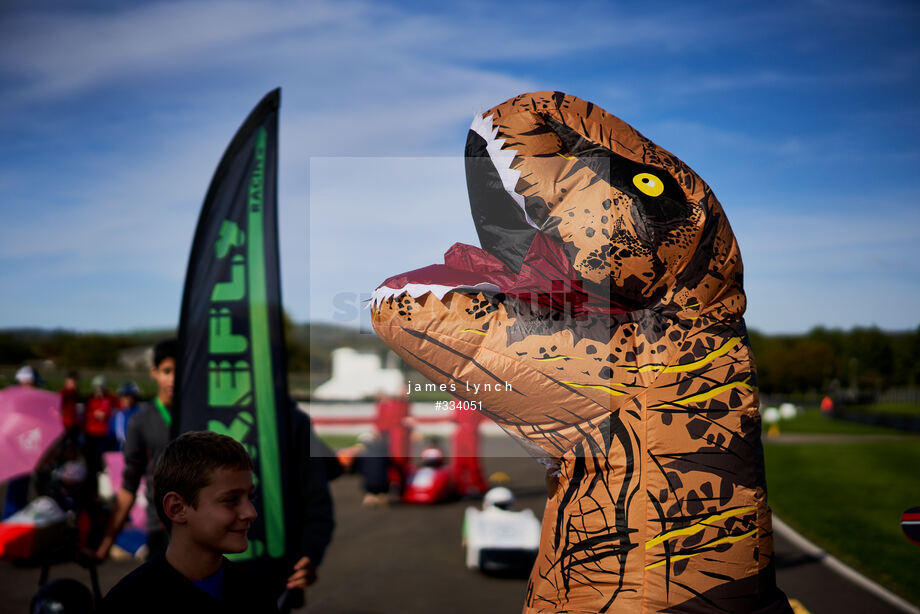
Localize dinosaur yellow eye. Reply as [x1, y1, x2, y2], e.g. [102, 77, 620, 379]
[633, 173, 664, 197]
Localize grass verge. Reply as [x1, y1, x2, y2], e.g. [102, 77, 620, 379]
[765, 438, 920, 606]
[843, 402, 920, 416]
[763, 408, 905, 435]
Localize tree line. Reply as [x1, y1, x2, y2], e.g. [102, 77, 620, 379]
[749, 326, 920, 395]
[0, 329, 171, 369]
[0, 321, 375, 377]
[3, 324, 919, 396]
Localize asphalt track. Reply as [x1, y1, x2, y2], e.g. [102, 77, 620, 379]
[1, 435, 915, 613]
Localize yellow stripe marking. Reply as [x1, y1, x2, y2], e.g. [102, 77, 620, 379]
[555, 152, 576, 160]
[630, 363, 668, 374]
[560, 381, 626, 396]
[534, 355, 582, 362]
[459, 329, 487, 336]
[630, 337, 742, 374]
[644, 528, 757, 570]
[789, 599, 811, 614]
[645, 506, 756, 549]
[650, 379, 752, 409]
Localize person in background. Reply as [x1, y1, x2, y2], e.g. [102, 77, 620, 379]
[14, 365, 40, 387]
[83, 375, 118, 474]
[450, 403, 489, 497]
[59, 370, 83, 445]
[373, 391, 411, 493]
[95, 339, 176, 560]
[109, 380, 141, 451]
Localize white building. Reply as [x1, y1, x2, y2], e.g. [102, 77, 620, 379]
[312, 347, 404, 400]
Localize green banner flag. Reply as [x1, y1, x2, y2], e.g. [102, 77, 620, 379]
[175, 88, 290, 561]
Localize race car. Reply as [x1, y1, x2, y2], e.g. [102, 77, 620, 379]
[402, 446, 453, 504]
[463, 487, 540, 574]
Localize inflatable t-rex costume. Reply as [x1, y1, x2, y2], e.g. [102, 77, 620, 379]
[372, 92, 790, 613]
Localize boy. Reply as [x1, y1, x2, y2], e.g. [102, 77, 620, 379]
[96, 339, 176, 558]
[99, 431, 283, 612]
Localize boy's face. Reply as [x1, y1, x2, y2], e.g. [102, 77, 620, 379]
[150, 357, 175, 406]
[186, 467, 257, 555]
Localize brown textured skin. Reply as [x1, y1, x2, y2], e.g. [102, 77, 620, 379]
[372, 92, 790, 613]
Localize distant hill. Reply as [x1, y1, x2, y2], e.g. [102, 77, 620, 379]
[0, 327, 175, 369]
[0, 321, 390, 373]
[2, 323, 918, 396]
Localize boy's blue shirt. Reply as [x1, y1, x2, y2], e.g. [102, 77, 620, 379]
[192, 563, 224, 600]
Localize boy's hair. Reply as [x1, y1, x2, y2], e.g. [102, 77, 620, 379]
[153, 431, 253, 532]
[152, 339, 177, 368]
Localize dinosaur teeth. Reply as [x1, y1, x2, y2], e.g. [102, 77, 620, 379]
[368, 282, 501, 308]
[469, 112, 540, 231]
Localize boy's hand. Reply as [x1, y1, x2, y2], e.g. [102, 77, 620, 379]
[286, 556, 316, 589]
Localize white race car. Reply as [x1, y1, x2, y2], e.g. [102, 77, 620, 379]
[463, 487, 541, 573]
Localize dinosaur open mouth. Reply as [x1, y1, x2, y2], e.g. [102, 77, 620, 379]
[372, 234, 631, 316]
[372, 109, 650, 316]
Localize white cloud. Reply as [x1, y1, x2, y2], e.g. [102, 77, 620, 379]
[306, 157, 477, 325]
[0, 1, 350, 101]
[0, 0, 918, 332]
[0, 0, 543, 329]
[646, 120, 810, 161]
[0, 0, 783, 108]
[735, 204, 920, 332]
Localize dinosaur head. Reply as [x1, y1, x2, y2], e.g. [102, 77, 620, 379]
[375, 91, 745, 320]
[466, 91, 745, 317]
[371, 92, 748, 456]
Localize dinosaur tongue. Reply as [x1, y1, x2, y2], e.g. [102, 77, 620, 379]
[373, 234, 631, 315]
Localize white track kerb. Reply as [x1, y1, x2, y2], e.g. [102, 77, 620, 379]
[772, 515, 920, 614]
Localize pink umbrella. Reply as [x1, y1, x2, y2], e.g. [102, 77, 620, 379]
[103, 451, 148, 530]
[0, 386, 62, 483]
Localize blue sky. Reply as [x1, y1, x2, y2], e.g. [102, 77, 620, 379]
[0, 0, 918, 334]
